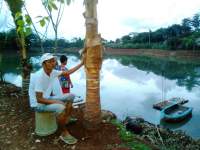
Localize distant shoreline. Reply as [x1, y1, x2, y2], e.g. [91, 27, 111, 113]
[25, 47, 200, 61]
[62, 47, 200, 61]
[104, 48, 200, 57]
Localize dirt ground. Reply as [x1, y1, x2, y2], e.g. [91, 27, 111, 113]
[0, 83, 131, 150]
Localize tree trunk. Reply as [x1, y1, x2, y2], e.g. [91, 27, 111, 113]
[0, 53, 4, 83]
[5, 0, 30, 96]
[83, 0, 103, 130]
[5, 0, 27, 59]
[54, 30, 58, 54]
[20, 35, 31, 96]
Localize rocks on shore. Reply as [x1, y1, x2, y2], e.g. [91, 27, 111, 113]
[0, 82, 22, 97]
[123, 116, 200, 150]
[101, 109, 117, 123]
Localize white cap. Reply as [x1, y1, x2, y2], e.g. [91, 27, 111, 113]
[40, 53, 55, 64]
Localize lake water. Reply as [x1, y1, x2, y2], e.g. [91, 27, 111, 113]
[1, 51, 200, 139]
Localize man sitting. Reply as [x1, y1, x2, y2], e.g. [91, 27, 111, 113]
[29, 53, 84, 144]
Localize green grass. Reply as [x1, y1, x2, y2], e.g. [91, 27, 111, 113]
[111, 120, 152, 150]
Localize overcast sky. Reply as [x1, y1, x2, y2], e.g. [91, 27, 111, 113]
[1, 0, 200, 40]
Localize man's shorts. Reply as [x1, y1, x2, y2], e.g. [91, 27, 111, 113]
[34, 93, 75, 115]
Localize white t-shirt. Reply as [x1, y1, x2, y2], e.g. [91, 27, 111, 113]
[28, 69, 62, 107]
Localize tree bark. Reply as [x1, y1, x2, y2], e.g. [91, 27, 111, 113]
[5, 0, 30, 96]
[83, 0, 103, 130]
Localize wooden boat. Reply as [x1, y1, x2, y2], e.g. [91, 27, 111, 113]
[161, 102, 193, 122]
[153, 97, 189, 110]
[160, 115, 192, 129]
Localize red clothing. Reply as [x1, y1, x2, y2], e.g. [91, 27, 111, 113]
[57, 65, 72, 94]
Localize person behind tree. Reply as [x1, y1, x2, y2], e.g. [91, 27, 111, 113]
[29, 53, 84, 144]
[57, 55, 73, 94]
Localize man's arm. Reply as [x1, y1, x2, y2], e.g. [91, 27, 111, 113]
[36, 92, 64, 105]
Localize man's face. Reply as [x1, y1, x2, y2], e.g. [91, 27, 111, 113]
[44, 58, 57, 70]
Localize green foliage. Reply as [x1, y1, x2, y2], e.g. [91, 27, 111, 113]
[25, 15, 32, 25]
[111, 120, 152, 150]
[111, 120, 134, 142]
[42, 0, 72, 11]
[36, 16, 49, 28]
[4, 0, 24, 17]
[42, 0, 73, 9]
[14, 12, 32, 37]
[104, 12, 200, 51]
[0, 27, 84, 50]
[181, 36, 195, 49]
[0, 29, 18, 49]
[49, 1, 58, 10]
[39, 19, 46, 27]
[65, 0, 73, 5]
[25, 27, 32, 37]
[191, 13, 200, 31]
[40, 0, 74, 51]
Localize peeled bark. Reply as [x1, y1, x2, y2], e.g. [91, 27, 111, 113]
[83, 0, 103, 130]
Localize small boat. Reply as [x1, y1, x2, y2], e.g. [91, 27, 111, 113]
[161, 102, 193, 122]
[153, 97, 189, 110]
[160, 115, 192, 129]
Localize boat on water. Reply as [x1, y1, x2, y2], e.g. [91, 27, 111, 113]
[153, 97, 189, 110]
[160, 102, 193, 122]
[160, 115, 192, 129]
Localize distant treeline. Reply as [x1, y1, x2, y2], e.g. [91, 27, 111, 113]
[105, 13, 200, 51]
[0, 29, 84, 51]
[0, 13, 200, 51]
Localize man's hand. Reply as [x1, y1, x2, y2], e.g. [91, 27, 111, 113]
[80, 57, 84, 66]
[36, 92, 66, 105]
[81, 51, 86, 65]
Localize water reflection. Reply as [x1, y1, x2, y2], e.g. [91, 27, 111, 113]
[114, 55, 200, 91]
[1, 53, 200, 139]
[4, 73, 22, 87]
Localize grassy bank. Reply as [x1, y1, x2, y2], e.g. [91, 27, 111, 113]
[111, 120, 154, 150]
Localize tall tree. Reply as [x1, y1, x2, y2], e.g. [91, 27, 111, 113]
[23, 4, 46, 53]
[4, 0, 27, 60]
[83, 0, 103, 129]
[5, 0, 32, 95]
[182, 18, 192, 35]
[191, 13, 200, 31]
[41, 0, 72, 53]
